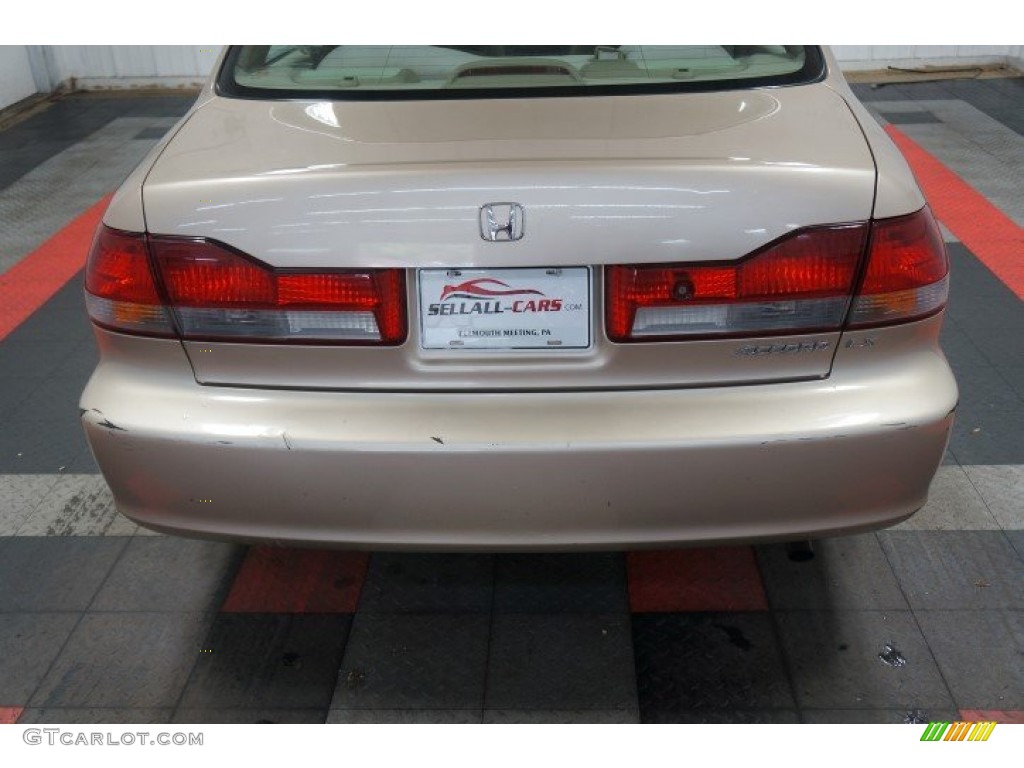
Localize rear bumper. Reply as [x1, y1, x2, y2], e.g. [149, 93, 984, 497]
[81, 335, 957, 550]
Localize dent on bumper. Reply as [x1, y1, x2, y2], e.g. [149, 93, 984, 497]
[81, 350, 956, 550]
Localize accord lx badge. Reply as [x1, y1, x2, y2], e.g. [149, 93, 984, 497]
[735, 340, 832, 356]
[480, 203, 525, 242]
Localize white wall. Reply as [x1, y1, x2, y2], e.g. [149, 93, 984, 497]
[833, 45, 1023, 71]
[43, 45, 222, 89]
[3, 45, 1022, 106]
[0, 46, 39, 111]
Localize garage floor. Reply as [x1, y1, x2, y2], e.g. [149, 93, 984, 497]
[0, 78, 1022, 725]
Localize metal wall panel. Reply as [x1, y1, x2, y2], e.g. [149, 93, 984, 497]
[0, 46, 38, 111]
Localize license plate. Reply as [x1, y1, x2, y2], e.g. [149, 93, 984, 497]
[418, 267, 591, 350]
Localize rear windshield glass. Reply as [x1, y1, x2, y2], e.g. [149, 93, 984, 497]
[219, 46, 823, 100]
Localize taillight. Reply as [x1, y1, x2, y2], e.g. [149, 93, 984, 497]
[84, 227, 174, 336]
[606, 223, 868, 341]
[85, 227, 406, 345]
[847, 207, 948, 327]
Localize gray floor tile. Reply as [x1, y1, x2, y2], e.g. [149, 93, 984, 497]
[0, 474, 60, 535]
[172, 709, 326, 724]
[916, 610, 1024, 709]
[179, 614, 350, 710]
[775, 611, 955, 710]
[633, 613, 793, 711]
[91, 538, 242, 613]
[486, 614, 636, 711]
[962, 465, 1024, 530]
[328, 709, 482, 723]
[16, 475, 125, 536]
[757, 534, 908, 610]
[492, 553, 627, 614]
[892, 466, 999, 531]
[0, 613, 79, 703]
[484, 709, 639, 723]
[17, 708, 173, 724]
[357, 554, 493, 614]
[0, 537, 127, 612]
[332, 613, 489, 710]
[879, 531, 1024, 610]
[30, 613, 210, 708]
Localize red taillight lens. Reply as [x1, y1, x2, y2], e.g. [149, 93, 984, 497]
[84, 226, 406, 345]
[606, 223, 868, 341]
[848, 207, 948, 327]
[84, 226, 174, 336]
[150, 237, 406, 344]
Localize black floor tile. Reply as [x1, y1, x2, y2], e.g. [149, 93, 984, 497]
[179, 614, 350, 710]
[0, 416, 91, 474]
[997, 367, 1024, 401]
[16, 708, 173, 724]
[775, 610, 955, 711]
[134, 127, 170, 140]
[940, 325, 992, 373]
[0, 613, 78, 703]
[332, 613, 489, 710]
[0, 340, 69, 380]
[801, 708, 958, 724]
[643, 709, 800, 724]
[966, 328, 1024, 373]
[0, 375, 44, 422]
[756, 534, 908, 611]
[485, 614, 636, 710]
[171, 708, 327, 724]
[946, 374, 1024, 465]
[357, 554, 493, 614]
[882, 111, 942, 125]
[0, 537, 127, 612]
[850, 83, 916, 102]
[483, 709, 637, 723]
[1006, 532, 1024, 563]
[30, 612, 210, 708]
[916, 610, 1024, 710]
[492, 553, 628, 614]
[91, 538, 243, 613]
[63, 446, 99, 474]
[878, 532, 1024, 610]
[0, 94, 193, 192]
[329, 709, 483, 723]
[633, 613, 794, 712]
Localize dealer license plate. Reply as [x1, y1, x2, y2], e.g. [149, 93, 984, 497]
[418, 267, 591, 350]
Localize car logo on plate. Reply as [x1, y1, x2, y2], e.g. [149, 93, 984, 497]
[480, 203, 525, 242]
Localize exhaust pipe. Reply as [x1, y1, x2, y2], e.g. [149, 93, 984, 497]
[786, 540, 815, 562]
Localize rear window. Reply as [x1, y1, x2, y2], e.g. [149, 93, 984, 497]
[218, 46, 823, 100]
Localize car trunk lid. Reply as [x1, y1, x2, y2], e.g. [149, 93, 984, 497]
[141, 84, 876, 390]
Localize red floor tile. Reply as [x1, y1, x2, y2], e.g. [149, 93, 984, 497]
[959, 710, 1024, 724]
[0, 707, 22, 724]
[222, 547, 369, 613]
[0, 195, 110, 342]
[627, 547, 768, 613]
[887, 126, 1024, 300]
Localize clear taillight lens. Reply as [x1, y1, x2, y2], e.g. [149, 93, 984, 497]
[606, 223, 868, 341]
[847, 207, 948, 328]
[85, 227, 407, 345]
